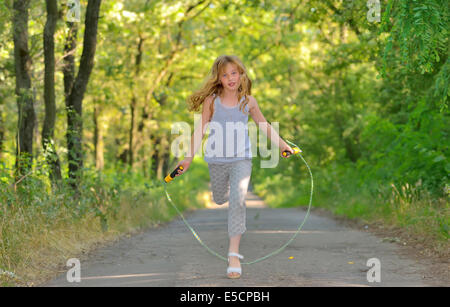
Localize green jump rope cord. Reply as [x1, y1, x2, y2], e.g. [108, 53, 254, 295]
[162, 139, 314, 265]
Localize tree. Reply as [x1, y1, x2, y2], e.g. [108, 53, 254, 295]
[42, 0, 62, 186]
[12, 0, 36, 178]
[63, 0, 102, 189]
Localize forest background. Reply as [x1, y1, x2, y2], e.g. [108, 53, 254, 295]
[0, 0, 448, 286]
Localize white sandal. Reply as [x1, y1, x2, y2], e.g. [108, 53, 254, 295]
[227, 252, 244, 279]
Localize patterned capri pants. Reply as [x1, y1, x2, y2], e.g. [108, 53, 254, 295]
[207, 159, 252, 238]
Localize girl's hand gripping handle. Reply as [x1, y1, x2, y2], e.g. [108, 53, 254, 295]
[282, 145, 302, 158]
[164, 165, 183, 183]
[164, 159, 191, 183]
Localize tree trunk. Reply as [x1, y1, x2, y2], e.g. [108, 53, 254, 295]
[128, 36, 145, 169]
[43, 0, 62, 185]
[0, 101, 4, 162]
[150, 135, 160, 178]
[162, 149, 171, 180]
[13, 0, 36, 178]
[93, 104, 104, 170]
[64, 0, 102, 189]
[156, 154, 164, 180]
[63, 9, 78, 185]
[128, 96, 136, 168]
[157, 135, 169, 179]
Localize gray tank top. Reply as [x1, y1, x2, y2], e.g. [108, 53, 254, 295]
[204, 94, 252, 163]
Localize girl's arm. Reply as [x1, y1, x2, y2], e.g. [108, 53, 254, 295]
[248, 96, 293, 156]
[174, 96, 213, 176]
[185, 95, 213, 161]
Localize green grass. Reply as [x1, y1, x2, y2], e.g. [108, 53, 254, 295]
[251, 158, 449, 257]
[1, 154, 447, 286]
[0, 157, 210, 286]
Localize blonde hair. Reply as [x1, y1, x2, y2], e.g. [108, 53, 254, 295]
[187, 55, 252, 117]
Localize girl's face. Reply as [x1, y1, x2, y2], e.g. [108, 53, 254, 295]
[219, 63, 240, 91]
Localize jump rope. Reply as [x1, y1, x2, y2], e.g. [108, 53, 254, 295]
[162, 139, 314, 265]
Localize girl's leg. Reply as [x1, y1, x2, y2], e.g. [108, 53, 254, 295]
[208, 163, 231, 205]
[227, 159, 252, 277]
[229, 234, 242, 252]
[228, 234, 242, 276]
[228, 159, 252, 238]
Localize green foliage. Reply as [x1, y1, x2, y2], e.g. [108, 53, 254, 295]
[359, 102, 448, 195]
[252, 157, 449, 254]
[0, 157, 210, 285]
[382, 0, 448, 73]
[1, 0, 449, 283]
[380, 0, 449, 110]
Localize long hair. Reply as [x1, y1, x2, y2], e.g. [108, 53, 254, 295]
[187, 55, 252, 117]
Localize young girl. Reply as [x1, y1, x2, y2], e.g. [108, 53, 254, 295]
[174, 55, 294, 279]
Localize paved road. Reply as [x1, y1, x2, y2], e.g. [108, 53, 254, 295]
[44, 191, 436, 287]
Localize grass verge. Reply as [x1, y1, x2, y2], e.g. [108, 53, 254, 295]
[251, 158, 449, 259]
[0, 157, 210, 286]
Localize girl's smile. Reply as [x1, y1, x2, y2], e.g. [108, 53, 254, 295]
[220, 63, 240, 90]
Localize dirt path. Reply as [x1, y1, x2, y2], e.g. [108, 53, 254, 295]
[44, 191, 445, 287]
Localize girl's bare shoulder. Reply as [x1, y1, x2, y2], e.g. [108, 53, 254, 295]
[202, 95, 215, 121]
[247, 95, 258, 110]
[204, 94, 215, 106]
